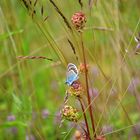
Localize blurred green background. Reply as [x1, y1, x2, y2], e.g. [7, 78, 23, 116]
[0, 0, 140, 139]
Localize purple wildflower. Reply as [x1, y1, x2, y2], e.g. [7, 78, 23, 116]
[7, 115, 16, 121]
[89, 88, 99, 98]
[101, 125, 113, 134]
[54, 111, 61, 125]
[136, 43, 140, 49]
[26, 134, 36, 140]
[7, 127, 18, 135]
[92, 66, 99, 77]
[128, 123, 140, 140]
[128, 78, 140, 94]
[135, 43, 140, 54]
[41, 109, 50, 119]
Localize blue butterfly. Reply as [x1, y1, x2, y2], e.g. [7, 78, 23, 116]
[65, 63, 79, 86]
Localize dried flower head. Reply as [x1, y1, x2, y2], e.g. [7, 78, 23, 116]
[78, 63, 89, 73]
[71, 12, 86, 31]
[74, 130, 85, 140]
[96, 136, 106, 140]
[61, 105, 80, 122]
[67, 81, 84, 97]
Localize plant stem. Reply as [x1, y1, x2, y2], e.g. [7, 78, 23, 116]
[80, 33, 96, 138]
[78, 98, 91, 139]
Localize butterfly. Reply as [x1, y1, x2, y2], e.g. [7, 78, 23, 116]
[65, 63, 79, 86]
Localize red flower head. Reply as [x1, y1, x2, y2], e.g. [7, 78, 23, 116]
[71, 12, 86, 31]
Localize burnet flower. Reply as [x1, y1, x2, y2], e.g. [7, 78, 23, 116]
[71, 12, 86, 31]
[61, 105, 80, 122]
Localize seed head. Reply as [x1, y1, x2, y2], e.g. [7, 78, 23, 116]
[68, 81, 84, 97]
[74, 130, 85, 140]
[61, 105, 79, 122]
[78, 63, 89, 73]
[71, 12, 86, 31]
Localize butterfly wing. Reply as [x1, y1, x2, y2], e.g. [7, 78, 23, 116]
[67, 63, 78, 74]
[66, 63, 79, 86]
[66, 70, 79, 86]
[67, 63, 78, 73]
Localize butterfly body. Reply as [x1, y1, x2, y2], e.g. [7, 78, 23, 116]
[65, 63, 79, 86]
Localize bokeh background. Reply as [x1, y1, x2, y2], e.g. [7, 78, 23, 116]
[0, 0, 140, 139]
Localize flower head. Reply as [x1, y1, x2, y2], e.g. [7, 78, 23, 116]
[101, 125, 113, 134]
[26, 134, 36, 140]
[74, 130, 87, 140]
[54, 111, 61, 125]
[41, 109, 50, 119]
[71, 12, 86, 31]
[61, 105, 80, 122]
[78, 63, 89, 73]
[67, 81, 84, 97]
[128, 77, 140, 94]
[7, 115, 16, 121]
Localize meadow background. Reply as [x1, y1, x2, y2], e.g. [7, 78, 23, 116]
[0, 0, 140, 139]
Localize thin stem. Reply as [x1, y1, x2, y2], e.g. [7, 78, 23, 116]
[78, 97, 91, 139]
[80, 32, 96, 138]
[119, 102, 139, 140]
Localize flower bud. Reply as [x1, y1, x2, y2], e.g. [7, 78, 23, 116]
[78, 63, 89, 73]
